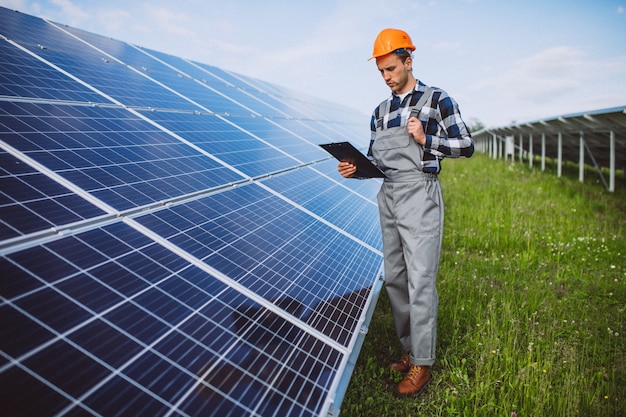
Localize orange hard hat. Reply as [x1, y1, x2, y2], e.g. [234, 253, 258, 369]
[369, 28, 416, 60]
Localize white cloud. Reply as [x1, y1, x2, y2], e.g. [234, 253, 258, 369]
[50, 0, 88, 25]
[467, 46, 626, 125]
[473, 46, 586, 102]
[144, 7, 195, 39]
[96, 9, 131, 34]
[0, 0, 27, 10]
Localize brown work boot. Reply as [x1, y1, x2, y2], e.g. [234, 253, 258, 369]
[394, 365, 431, 397]
[388, 353, 411, 373]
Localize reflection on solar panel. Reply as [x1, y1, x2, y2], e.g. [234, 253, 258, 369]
[0, 7, 384, 417]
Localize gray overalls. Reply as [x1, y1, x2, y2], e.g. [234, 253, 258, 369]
[372, 97, 443, 367]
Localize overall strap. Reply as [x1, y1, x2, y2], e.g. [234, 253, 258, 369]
[376, 86, 435, 130]
[376, 99, 389, 130]
[409, 86, 435, 119]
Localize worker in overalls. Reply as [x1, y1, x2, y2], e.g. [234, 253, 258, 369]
[338, 28, 474, 397]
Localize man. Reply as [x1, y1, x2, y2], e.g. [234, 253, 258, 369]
[338, 28, 474, 397]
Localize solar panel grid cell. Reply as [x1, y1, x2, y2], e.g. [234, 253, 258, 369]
[140, 111, 301, 177]
[225, 116, 328, 163]
[0, 40, 108, 103]
[4, 18, 195, 111]
[173, 59, 296, 118]
[1, 102, 245, 210]
[261, 167, 382, 249]
[0, 153, 105, 238]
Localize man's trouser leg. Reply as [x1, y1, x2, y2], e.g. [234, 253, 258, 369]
[379, 178, 443, 366]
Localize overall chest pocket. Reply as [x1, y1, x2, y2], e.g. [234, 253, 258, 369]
[373, 126, 411, 151]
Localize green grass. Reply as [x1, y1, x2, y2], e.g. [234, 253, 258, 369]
[342, 153, 626, 417]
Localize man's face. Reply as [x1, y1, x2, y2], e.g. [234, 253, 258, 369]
[376, 53, 413, 95]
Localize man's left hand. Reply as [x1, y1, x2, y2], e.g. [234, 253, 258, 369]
[407, 117, 426, 145]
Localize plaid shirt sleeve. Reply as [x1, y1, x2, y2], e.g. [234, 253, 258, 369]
[423, 88, 474, 159]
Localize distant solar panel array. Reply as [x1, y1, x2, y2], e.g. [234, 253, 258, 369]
[473, 106, 626, 191]
[0, 7, 384, 417]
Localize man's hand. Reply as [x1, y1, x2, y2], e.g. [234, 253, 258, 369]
[407, 116, 426, 145]
[338, 161, 357, 178]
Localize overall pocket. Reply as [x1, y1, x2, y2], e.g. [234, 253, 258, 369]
[373, 126, 411, 150]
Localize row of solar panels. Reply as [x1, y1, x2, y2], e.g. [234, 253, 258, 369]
[473, 106, 626, 173]
[0, 7, 384, 417]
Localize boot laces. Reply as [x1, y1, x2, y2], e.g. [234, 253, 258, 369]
[406, 365, 422, 380]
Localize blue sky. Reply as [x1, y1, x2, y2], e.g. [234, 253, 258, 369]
[1, 0, 625, 127]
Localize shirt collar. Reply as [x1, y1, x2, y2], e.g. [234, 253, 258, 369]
[390, 79, 425, 99]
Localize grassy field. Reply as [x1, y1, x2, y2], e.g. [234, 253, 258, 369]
[342, 153, 626, 417]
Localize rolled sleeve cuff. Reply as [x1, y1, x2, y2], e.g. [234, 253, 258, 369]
[425, 134, 437, 150]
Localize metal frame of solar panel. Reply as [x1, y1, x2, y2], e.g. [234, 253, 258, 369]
[0, 7, 384, 417]
[472, 106, 626, 191]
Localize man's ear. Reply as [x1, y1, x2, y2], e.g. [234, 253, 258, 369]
[405, 56, 413, 71]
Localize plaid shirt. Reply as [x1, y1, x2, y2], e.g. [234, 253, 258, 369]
[368, 80, 474, 174]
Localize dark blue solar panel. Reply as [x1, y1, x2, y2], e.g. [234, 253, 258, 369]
[194, 64, 313, 117]
[54, 24, 263, 117]
[315, 157, 382, 197]
[0, 39, 109, 103]
[138, 110, 301, 177]
[0, 6, 381, 417]
[230, 72, 370, 125]
[0, 101, 243, 210]
[134, 183, 382, 347]
[224, 116, 329, 163]
[0, 149, 106, 239]
[0, 9, 195, 110]
[138, 47, 300, 119]
[261, 166, 383, 249]
[0, 7, 65, 46]
[1, 221, 349, 416]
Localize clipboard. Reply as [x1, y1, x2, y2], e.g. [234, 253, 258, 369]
[319, 142, 386, 178]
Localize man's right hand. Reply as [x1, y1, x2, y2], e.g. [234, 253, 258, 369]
[338, 161, 357, 178]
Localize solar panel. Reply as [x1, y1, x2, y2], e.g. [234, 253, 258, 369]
[0, 6, 383, 417]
